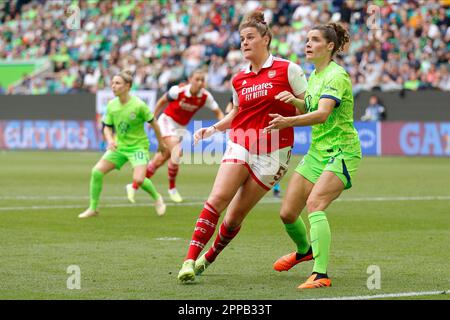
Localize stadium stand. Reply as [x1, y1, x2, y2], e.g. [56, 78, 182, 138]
[0, 0, 449, 95]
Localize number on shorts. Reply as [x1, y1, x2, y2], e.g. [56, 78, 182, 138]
[135, 151, 144, 161]
[274, 166, 287, 182]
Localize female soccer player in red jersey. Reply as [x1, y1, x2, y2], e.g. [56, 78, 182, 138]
[177, 11, 308, 282]
[125, 69, 224, 204]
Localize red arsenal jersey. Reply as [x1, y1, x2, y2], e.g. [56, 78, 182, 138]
[164, 84, 219, 126]
[230, 55, 307, 153]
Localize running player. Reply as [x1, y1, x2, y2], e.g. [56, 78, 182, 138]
[79, 70, 167, 218]
[264, 23, 362, 289]
[126, 69, 224, 203]
[177, 11, 308, 283]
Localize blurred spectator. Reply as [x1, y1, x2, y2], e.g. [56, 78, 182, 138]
[361, 95, 386, 122]
[438, 65, 450, 91]
[0, 0, 448, 94]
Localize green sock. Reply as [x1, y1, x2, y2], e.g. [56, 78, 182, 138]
[308, 211, 331, 274]
[284, 218, 310, 254]
[141, 178, 159, 200]
[89, 168, 104, 211]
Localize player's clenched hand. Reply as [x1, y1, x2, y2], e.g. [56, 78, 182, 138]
[107, 141, 117, 151]
[263, 114, 292, 133]
[275, 91, 296, 105]
[193, 126, 216, 145]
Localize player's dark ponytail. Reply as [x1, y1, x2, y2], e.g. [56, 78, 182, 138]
[312, 23, 350, 57]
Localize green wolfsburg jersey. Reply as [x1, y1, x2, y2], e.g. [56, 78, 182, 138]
[103, 95, 154, 150]
[304, 61, 361, 155]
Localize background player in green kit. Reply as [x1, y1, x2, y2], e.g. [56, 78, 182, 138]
[264, 23, 362, 289]
[79, 70, 167, 218]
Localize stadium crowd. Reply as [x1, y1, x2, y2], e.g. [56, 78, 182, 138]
[0, 0, 449, 95]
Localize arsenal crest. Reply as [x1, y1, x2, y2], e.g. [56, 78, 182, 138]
[268, 70, 276, 78]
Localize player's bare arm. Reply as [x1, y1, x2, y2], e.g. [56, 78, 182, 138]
[153, 93, 169, 119]
[264, 98, 335, 131]
[275, 91, 306, 114]
[214, 107, 225, 120]
[103, 125, 117, 151]
[193, 105, 238, 144]
[150, 120, 167, 153]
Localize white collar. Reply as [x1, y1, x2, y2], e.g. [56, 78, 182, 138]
[244, 54, 274, 74]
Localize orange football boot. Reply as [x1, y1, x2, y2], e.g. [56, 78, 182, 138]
[273, 247, 313, 272]
[297, 273, 332, 289]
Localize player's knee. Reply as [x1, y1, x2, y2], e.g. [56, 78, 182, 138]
[207, 193, 230, 213]
[224, 220, 241, 231]
[154, 155, 168, 167]
[91, 167, 102, 177]
[279, 206, 298, 224]
[134, 177, 145, 186]
[306, 195, 327, 213]
[161, 150, 171, 162]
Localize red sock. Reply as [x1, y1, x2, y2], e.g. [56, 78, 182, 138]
[185, 202, 220, 261]
[146, 160, 158, 179]
[168, 160, 179, 189]
[132, 181, 140, 189]
[205, 221, 241, 263]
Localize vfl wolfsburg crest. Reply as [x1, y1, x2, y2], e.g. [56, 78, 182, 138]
[130, 112, 136, 120]
[118, 121, 130, 134]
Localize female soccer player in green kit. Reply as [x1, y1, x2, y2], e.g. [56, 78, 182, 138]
[264, 23, 362, 289]
[78, 70, 167, 218]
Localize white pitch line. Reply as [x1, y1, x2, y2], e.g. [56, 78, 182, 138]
[0, 195, 449, 212]
[1, 195, 450, 201]
[311, 290, 450, 300]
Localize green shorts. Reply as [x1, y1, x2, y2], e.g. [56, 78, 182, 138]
[295, 148, 361, 189]
[102, 148, 149, 170]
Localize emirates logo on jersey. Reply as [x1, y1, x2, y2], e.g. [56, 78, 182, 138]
[268, 70, 276, 78]
[241, 82, 273, 101]
[180, 99, 199, 112]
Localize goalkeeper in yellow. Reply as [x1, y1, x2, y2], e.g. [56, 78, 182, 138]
[79, 70, 167, 218]
[264, 23, 362, 289]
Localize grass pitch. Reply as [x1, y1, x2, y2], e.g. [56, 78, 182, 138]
[0, 151, 449, 300]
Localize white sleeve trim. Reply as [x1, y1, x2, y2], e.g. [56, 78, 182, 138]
[167, 85, 180, 101]
[231, 84, 239, 106]
[288, 62, 308, 96]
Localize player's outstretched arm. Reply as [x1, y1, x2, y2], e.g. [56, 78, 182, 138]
[153, 93, 169, 119]
[193, 105, 238, 144]
[264, 98, 335, 131]
[275, 91, 306, 114]
[213, 107, 225, 120]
